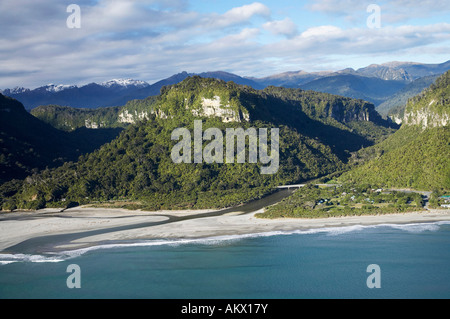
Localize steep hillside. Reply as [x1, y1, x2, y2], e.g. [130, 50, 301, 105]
[0, 94, 122, 184]
[356, 64, 413, 81]
[339, 71, 450, 191]
[340, 126, 450, 190]
[31, 96, 158, 131]
[402, 71, 450, 128]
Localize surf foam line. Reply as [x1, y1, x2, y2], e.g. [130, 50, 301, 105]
[1, 221, 449, 264]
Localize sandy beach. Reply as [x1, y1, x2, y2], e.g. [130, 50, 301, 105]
[1, 205, 450, 253]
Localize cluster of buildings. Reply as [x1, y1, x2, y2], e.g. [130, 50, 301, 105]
[440, 195, 450, 208]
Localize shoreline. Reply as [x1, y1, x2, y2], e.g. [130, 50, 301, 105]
[1, 205, 450, 254]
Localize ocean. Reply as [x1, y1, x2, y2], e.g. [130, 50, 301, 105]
[1, 221, 450, 299]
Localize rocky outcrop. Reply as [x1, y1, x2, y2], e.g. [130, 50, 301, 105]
[190, 96, 249, 123]
[403, 107, 449, 128]
[402, 71, 450, 129]
[325, 100, 381, 124]
[118, 109, 151, 124]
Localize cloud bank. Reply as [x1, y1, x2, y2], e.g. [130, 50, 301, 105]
[0, 0, 449, 88]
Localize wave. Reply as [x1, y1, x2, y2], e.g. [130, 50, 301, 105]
[0, 253, 65, 264]
[1, 221, 449, 264]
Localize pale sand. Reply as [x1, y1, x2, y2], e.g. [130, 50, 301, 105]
[1, 206, 450, 252]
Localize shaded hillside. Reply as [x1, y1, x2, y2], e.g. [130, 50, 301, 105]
[0, 94, 122, 184]
[339, 126, 449, 191]
[31, 96, 158, 131]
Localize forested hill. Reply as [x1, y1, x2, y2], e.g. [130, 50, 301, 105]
[338, 71, 450, 191]
[1, 76, 394, 211]
[0, 94, 121, 184]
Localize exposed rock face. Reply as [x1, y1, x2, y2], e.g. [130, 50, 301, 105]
[403, 108, 449, 128]
[325, 101, 377, 123]
[118, 109, 150, 124]
[390, 115, 403, 125]
[402, 71, 450, 129]
[191, 96, 249, 123]
[84, 119, 99, 129]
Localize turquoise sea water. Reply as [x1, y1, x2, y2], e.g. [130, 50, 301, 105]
[1, 222, 449, 299]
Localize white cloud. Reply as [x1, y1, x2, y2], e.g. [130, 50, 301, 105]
[263, 18, 298, 37]
[0, 0, 449, 88]
[265, 22, 450, 60]
[223, 2, 271, 22]
[203, 2, 271, 29]
[308, 0, 365, 16]
[308, 0, 450, 23]
[300, 25, 343, 38]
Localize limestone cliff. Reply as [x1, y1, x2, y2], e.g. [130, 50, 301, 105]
[403, 70, 450, 129]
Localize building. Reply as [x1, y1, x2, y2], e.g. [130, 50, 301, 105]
[440, 195, 450, 203]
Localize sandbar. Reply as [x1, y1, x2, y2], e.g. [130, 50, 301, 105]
[1, 205, 450, 253]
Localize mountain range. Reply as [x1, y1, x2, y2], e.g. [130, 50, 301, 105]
[2, 60, 449, 112]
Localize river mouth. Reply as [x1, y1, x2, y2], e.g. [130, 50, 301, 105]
[2, 189, 295, 255]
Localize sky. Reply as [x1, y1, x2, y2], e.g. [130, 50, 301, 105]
[0, 0, 449, 89]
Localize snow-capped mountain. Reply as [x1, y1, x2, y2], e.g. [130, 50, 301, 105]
[0, 86, 30, 95]
[100, 79, 149, 89]
[43, 84, 78, 93]
[1, 79, 153, 110]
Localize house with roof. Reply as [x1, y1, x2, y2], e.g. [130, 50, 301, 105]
[440, 195, 450, 203]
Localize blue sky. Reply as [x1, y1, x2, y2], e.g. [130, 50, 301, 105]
[0, 0, 449, 88]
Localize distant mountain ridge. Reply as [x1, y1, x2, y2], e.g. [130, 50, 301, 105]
[251, 60, 450, 86]
[300, 73, 406, 106]
[0, 72, 263, 110]
[0, 80, 150, 110]
[2, 60, 449, 111]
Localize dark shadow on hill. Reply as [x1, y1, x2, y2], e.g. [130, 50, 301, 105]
[69, 127, 124, 154]
[239, 91, 378, 162]
[0, 93, 124, 183]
